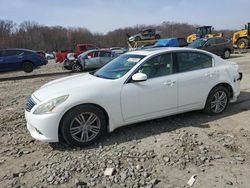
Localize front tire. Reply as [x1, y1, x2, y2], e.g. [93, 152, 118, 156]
[61, 105, 107, 147]
[203, 86, 229, 115]
[22, 61, 34, 73]
[72, 63, 83, 72]
[222, 49, 231, 59]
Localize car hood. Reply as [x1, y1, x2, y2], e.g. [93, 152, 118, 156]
[33, 73, 109, 101]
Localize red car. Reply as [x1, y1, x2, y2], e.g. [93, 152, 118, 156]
[55, 44, 98, 63]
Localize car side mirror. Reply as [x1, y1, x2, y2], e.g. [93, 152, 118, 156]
[132, 73, 147, 82]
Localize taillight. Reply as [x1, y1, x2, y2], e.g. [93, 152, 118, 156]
[37, 52, 45, 59]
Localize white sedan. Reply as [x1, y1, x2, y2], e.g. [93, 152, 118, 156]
[25, 48, 242, 147]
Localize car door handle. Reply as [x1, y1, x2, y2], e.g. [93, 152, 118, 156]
[164, 80, 176, 86]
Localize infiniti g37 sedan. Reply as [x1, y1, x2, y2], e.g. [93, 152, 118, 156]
[25, 48, 242, 147]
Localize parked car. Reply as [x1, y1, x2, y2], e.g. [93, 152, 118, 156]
[55, 44, 98, 63]
[25, 47, 242, 147]
[63, 53, 77, 70]
[0, 48, 48, 73]
[188, 37, 234, 59]
[70, 49, 115, 72]
[128, 29, 161, 42]
[45, 53, 55, 60]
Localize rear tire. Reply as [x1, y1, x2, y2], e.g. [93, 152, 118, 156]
[203, 86, 229, 115]
[22, 61, 34, 73]
[237, 38, 248, 49]
[222, 49, 231, 59]
[72, 63, 83, 72]
[60, 105, 107, 147]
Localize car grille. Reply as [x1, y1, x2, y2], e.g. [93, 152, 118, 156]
[26, 96, 36, 112]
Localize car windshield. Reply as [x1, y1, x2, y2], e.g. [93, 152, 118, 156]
[93, 54, 145, 79]
[188, 39, 207, 48]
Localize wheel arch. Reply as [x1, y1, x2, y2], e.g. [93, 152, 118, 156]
[21, 60, 34, 66]
[58, 103, 109, 141]
[236, 37, 248, 43]
[208, 82, 233, 101]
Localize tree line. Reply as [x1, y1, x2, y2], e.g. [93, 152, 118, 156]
[0, 19, 235, 52]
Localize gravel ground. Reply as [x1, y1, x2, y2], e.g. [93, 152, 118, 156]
[0, 53, 250, 188]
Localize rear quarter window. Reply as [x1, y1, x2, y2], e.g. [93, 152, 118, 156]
[176, 52, 213, 73]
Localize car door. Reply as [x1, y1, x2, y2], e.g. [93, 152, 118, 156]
[203, 38, 219, 55]
[85, 51, 101, 68]
[175, 51, 217, 111]
[215, 38, 228, 56]
[121, 53, 178, 122]
[99, 51, 112, 66]
[1, 49, 23, 71]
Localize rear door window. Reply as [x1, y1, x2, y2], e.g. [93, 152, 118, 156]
[176, 52, 213, 73]
[215, 38, 228, 44]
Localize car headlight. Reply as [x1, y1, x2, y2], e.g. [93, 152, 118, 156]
[33, 95, 69, 114]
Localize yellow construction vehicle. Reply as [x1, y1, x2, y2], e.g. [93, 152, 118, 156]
[187, 26, 223, 43]
[232, 23, 250, 49]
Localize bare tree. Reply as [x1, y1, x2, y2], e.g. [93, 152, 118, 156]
[0, 19, 236, 51]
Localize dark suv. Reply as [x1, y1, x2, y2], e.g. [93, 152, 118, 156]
[188, 37, 234, 59]
[0, 48, 48, 73]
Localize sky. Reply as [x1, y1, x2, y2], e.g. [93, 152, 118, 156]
[0, 0, 249, 33]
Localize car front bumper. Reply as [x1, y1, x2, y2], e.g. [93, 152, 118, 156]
[25, 110, 60, 142]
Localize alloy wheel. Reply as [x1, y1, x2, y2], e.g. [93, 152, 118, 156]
[224, 50, 230, 59]
[210, 91, 228, 113]
[69, 112, 101, 142]
[72, 64, 82, 72]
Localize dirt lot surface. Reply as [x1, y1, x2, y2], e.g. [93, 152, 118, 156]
[0, 53, 250, 188]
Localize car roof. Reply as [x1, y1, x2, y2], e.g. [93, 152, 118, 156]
[126, 47, 213, 56]
[0, 48, 35, 52]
